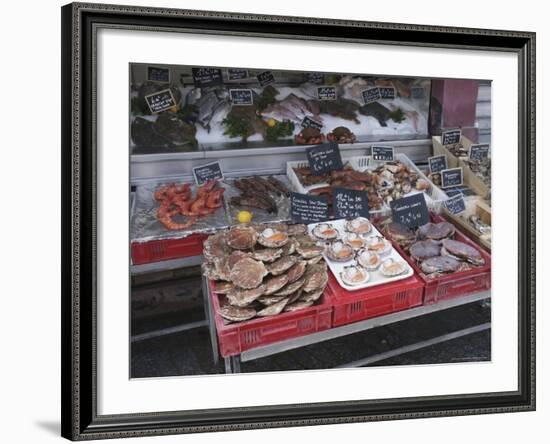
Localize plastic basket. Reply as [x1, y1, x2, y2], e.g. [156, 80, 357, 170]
[324, 271, 424, 327]
[210, 282, 333, 357]
[131, 233, 208, 265]
[378, 213, 491, 305]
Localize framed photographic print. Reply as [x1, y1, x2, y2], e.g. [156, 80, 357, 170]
[61, 2, 535, 440]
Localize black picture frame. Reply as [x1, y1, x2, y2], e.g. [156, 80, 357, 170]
[61, 2, 536, 440]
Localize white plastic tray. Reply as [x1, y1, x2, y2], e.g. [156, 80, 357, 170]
[307, 218, 413, 292]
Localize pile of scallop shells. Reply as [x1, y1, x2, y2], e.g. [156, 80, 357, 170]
[203, 223, 328, 323]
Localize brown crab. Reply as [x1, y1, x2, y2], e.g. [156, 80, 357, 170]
[295, 127, 325, 145]
[327, 126, 357, 144]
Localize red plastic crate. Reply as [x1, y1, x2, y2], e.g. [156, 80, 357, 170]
[324, 271, 424, 327]
[210, 282, 333, 357]
[131, 233, 208, 265]
[378, 213, 491, 305]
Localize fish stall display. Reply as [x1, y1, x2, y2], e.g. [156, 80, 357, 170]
[204, 223, 329, 323]
[129, 64, 431, 153]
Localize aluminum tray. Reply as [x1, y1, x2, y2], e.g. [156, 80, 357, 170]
[307, 218, 413, 292]
[131, 180, 230, 243]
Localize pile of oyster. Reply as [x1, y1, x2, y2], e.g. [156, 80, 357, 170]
[383, 220, 486, 278]
[203, 223, 328, 323]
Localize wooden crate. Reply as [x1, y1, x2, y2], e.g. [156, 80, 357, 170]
[442, 197, 491, 251]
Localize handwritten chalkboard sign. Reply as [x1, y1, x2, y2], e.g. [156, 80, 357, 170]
[441, 167, 464, 188]
[144, 89, 176, 114]
[192, 162, 224, 185]
[306, 142, 343, 175]
[390, 193, 429, 229]
[147, 66, 170, 83]
[290, 192, 329, 224]
[362, 87, 381, 105]
[444, 194, 466, 215]
[306, 72, 325, 85]
[229, 89, 253, 106]
[469, 143, 490, 161]
[192, 67, 223, 87]
[333, 188, 370, 219]
[317, 86, 337, 101]
[372, 145, 395, 162]
[428, 155, 447, 174]
[441, 129, 462, 146]
[301, 116, 323, 131]
[227, 68, 249, 81]
[257, 71, 275, 87]
[379, 86, 396, 100]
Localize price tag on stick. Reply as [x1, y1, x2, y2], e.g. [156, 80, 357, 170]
[306, 142, 343, 175]
[144, 89, 176, 114]
[333, 188, 370, 219]
[428, 155, 447, 174]
[441, 129, 462, 146]
[379, 86, 396, 100]
[257, 71, 275, 87]
[191, 67, 223, 87]
[390, 194, 429, 229]
[362, 87, 381, 105]
[147, 66, 170, 83]
[301, 116, 323, 131]
[192, 162, 224, 185]
[227, 68, 249, 81]
[469, 143, 490, 161]
[317, 86, 337, 101]
[445, 194, 466, 215]
[305, 72, 324, 85]
[441, 167, 464, 188]
[372, 145, 395, 162]
[290, 192, 329, 224]
[229, 89, 253, 106]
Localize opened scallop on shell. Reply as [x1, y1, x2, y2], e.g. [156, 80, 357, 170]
[258, 228, 289, 248]
[356, 249, 381, 271]
[326, 241, 354, 262]
[345, 217, 372, 234]
[345, 232, 366, 250]
[312, 223, 339, 241]
[380, 258, 407, 277]
[340, 265, 369, 286]
[366, 236, 391, 255]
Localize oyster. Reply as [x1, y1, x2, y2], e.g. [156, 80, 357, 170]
[299, 287, 324, 303]
[218, 305, 257, 322]
[267, 255, 298, 275]
[226, 226, 258, 250]
[263, 274, 290, 295]
[213, 281, 235, 294]
[286, 260, 308, 283]
[380, 258, 407, 277]
[302, 264, 328, 292]
[326, 241, 354, 262]
[257, 297, 289, 317]
[409, 240, 441, 262]
[258, 228, 289, 248]
[274, 277, 306, 296]
[287, 224, 308, 236]
[356, 249, 381, 271]
[251, 248, 283, 263]
[296, 243, 324, 259]
[441, 239, 485, 266]
[366, 236, 391, 255]
[384, 222, 416, 247]
[345, 217, 372, 234]
[344, 232, 367, 250]
[420, 255, 464, 275]
[417, 222, 455, 241]
[229, 257, 268, 289]
[226, 285, 266, 307]
[312, 223, 339, 241]
[284, 300, 314, 312]
[340, 265, 369, 286]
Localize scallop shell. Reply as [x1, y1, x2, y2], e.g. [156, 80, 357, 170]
[345, 217, 372, 234]
[366, 235, 391, 255]
[312, 223, 339, 240]
[380, 258, 407, 277]
[257, 228, 290, 248]
[284, 300, 314, 312]
[326, 241, 354, 262]
[267, 255, 298, 275]
[229, 257, 268, 289]
[218, 305, 257, 322]
[356, 249, 381, 271]
[256, 297, 289, 317]
[344, 232, 366, 250]
[251, 248, 283, 263]
[274, 277, 306, 296]
[286, 260, 308, 283]
[226, 285, 266, 307]
[226, 226, 258, 250]
[299, 287, 324, 303]
[340, 265, 369, 286]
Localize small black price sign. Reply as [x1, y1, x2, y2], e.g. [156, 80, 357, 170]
[290, 192, 329, 224]
[229, 89, 254, 106]
[227, 68, 249, 81]
[192, 161, 224, 185]
[301, 116, 323, 131]
[257, 71, 275, 87]
[305, 72, 325, 85]
[191, 67, 223, 87]
[441, 167, 464, 188]
[372, 145, 395, 162]
[317, 86, 337, 101]
[306, 142, 343, 175]
[379, 86, 396, 100]
[362, 87, 381, 105]
[333, 188, 370, 219]
[147, 66, 170, 83]
[445, 194, 466, 215]
[428, 155, 448, 174]
[441, 129, 462, 146]
[390, 193, 429, 229]
[144, 89, 176, 114]
[469, 143, 490, 161]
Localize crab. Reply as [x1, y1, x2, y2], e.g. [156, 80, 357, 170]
[409, 239, 441, 262]
[420, 255, 466, 275]
[384, 222, 416, 247]
[441, 239, 485, 266]
[327, 126, 356, 144]
[417, 222, 455, 241]
[295, 127, 325, 145]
